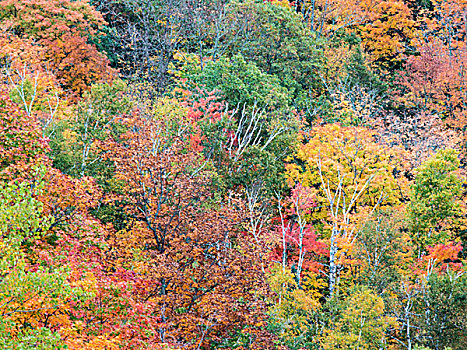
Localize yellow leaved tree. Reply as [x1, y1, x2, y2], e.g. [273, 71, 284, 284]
[286, 123, 409, 297]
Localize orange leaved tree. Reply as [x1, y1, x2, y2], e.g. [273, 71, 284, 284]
[99, 111, 275, 349]
[0, 0, 114, 97]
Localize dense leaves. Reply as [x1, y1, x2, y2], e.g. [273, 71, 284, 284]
[1, 0, 466, 349]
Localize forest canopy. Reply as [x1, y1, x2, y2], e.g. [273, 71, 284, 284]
[0, 0, 466, 349]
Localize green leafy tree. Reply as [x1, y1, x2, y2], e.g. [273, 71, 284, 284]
[180, 53, 291, 113]
[414, 272, 466, 350]
[356, 208, 414, 295]
[177, 55, 299, 198]
[319, 287, 396, 350]
[226, 0, 323, 117]
[408, 149, 465, 249]
[50, 80, 131, 181]
[0, 174, 73, 349]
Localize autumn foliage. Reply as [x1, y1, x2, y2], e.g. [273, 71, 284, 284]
[0, 0, 466, 349]
[0, 0, 114, 97]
